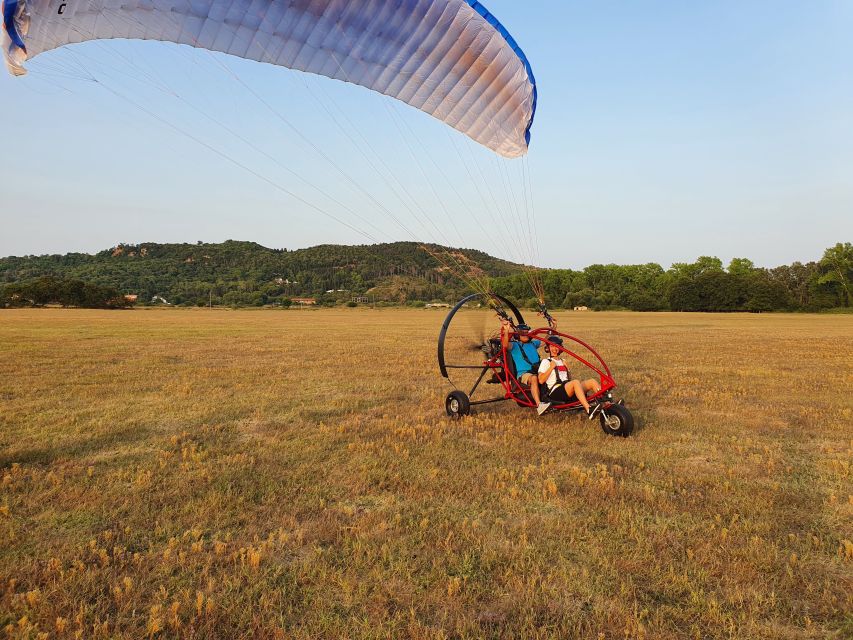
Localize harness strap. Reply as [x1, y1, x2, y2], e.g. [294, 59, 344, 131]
[517, 341, 537, 370]
[544, 358, 570, 392]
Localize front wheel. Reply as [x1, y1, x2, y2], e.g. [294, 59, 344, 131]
[599, 403, 633, 437]
[445, 391, 471, 419]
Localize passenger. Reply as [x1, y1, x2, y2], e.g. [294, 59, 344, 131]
[538, 336, 602, 419]
[500, 319, 550, 415]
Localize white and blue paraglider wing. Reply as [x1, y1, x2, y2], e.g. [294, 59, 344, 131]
[2, 0, 536, 157]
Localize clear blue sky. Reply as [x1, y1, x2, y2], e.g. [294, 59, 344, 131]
[1, 0, 851, 269]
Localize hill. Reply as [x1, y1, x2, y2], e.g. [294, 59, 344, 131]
[0, 241, 523, 307]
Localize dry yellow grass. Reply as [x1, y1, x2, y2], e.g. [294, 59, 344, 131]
[1, 308, 851, 639]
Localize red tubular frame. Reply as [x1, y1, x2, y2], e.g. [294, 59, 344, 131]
[495, 328, 616, 411]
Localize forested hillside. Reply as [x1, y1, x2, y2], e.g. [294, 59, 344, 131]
[0, 241, 519, 307]
[1, 240, 850, 312]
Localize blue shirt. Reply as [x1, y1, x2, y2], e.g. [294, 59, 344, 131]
[509, 339, 541, 375]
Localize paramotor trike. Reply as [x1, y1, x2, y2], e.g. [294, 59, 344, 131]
[437, 293, 634, 437]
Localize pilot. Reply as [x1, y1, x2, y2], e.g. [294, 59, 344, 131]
[500, 319, 550, 415]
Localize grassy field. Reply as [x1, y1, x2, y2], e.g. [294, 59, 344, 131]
[1, 308, 851, 639]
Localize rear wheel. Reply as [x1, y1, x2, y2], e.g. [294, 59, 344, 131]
[445, 391, 471, 418]
[599, 403, 633, 437]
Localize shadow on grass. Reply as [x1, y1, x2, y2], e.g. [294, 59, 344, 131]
[0, 423, 153, 469]
[628, 406, 649, 435]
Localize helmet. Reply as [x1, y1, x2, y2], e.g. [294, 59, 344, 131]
[516, 323, 531, 332]
[545, 335, 564, 346]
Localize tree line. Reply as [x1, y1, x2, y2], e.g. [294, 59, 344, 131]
[1, 240, 849, 312]
[1, 277, 131, 309]
[492, 244, 851, 312]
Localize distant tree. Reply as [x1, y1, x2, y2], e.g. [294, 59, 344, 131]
[727, 258, 755, 277]
[670, 256, 724, 281]
[769, 262, 819, 310]
[626, 290, 663, 312]
[584, 264, 610, 296]
[818, 242, 852, 307]
[669, 258, 722, 311]
[743, 271, 787, 312]
[563, 288, 593, 309]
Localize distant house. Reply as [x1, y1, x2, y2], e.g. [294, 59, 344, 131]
[573, 306, 589, 312]
[123, 294, 138, 303]
[351, 295, 371, 304]
[293, 297, 317, 306]
[425, 303, 451, 309]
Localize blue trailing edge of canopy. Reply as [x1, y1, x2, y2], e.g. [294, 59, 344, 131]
[464, 0, 537, 149]
[3, 0, 26, 51]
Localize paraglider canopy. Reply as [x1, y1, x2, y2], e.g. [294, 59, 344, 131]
[2, 0, 537, 157]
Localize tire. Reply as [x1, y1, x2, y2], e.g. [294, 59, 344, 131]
[445, 391, 471, 418]
[599, 403, 633, 437]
